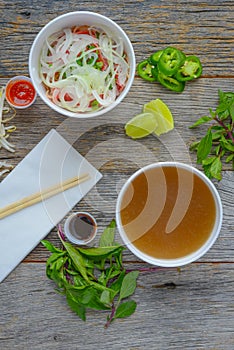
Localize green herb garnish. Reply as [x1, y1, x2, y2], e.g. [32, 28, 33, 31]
[41, 220, 139, 328]
[189, 89, 234, 180]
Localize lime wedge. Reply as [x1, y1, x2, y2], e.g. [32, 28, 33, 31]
[125, 112, 158, 139]
[143, 98, 174, 136]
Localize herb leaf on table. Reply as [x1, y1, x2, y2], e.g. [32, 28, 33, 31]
[41, 220, 139, 328]
[190, 89, 234, 180]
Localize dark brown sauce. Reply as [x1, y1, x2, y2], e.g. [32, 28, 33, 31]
[120, 166, 216, 259]
[68, 213, 96, 242]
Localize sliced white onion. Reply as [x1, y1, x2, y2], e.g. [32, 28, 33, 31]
[39, 26, 130, 113]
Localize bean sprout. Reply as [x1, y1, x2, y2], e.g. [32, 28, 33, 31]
[0, 86, 16, 179]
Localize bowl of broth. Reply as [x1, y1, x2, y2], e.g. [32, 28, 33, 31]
[116, 162, 223, 267]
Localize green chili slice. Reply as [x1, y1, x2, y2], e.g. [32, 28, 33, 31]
[137, 60, 157, 82]
[157, 72, 185, 93]
[175, 55, 202, 81]
[158, 47, 185, 76]
[148, 50, 163, 65]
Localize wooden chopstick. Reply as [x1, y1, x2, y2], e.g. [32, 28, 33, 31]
[0, 173, 90, 219]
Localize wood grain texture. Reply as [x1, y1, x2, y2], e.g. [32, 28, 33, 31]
[1, 0, 234, 76]
[0, 263, 233, 349]
[0, 0, 233, 349]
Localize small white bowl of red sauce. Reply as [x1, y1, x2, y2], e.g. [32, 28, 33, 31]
[5, 76, 37, 109]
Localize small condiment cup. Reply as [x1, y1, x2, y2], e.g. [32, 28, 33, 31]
[64, 211, 97, 245]
[5, 75, 37, 109]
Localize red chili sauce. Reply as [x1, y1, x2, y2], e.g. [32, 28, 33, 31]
[6, 79, 36, 107]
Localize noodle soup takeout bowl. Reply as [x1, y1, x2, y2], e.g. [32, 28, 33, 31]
[29, 11, 135, 118]
[116, 162, 223, 267]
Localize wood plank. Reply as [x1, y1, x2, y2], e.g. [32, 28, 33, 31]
[0, 1, 234, 76]
[0, 262, 233, 349]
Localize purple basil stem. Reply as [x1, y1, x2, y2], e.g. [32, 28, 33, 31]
[58, 224, 66, 241]
[105, 303, 116, 328]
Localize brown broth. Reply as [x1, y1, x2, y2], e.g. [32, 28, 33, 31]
[120, 166, 216, 259]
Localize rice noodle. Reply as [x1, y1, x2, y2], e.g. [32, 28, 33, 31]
[39, 26, 130, 113]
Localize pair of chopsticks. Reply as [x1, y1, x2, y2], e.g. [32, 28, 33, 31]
[0, 173, 89, 219]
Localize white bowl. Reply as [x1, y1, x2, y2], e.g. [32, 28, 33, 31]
[5, 76, 37, 109]
[64, 211, 97, 245]
[29, 11, 135, 118]
[116, 162, 223, 267]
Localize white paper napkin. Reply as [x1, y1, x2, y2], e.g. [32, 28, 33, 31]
[0, 129, 102, 283]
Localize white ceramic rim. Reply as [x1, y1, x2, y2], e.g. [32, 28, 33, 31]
[64, 211, 97, 245]
[5, 75, 37, 109]
[116, 162, 223, 267]
[29, 11, 136, 118]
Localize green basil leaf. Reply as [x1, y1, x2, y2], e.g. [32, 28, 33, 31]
[210, 125, 224, 130]
[221, 139, 234, 152]
[102, 266, 120, 286]
[218, 89, 225, 102]
[46, 251, 66, 267]
[66, 292, 86, 321]
[216, 102, 229, 119]
[209, 108, 216, 118]
[202, 164, 212, 179]
[55, 256, 67, 270]
[73, 275, 87, 287]
[219, 109, 229, 120]
[226, 153, 234, 163]
[110, 270, 126, 293]
[115, 300, 137, 319]
[66, 285, 108, 310]
[98, 271, 106, 285]
[210, 157, 222, 180]
[219, 90, 234, 107]
[45, 265, 53, 280]
[211, 130, 223, 141]
[100, 290, 112, 307]
[197, 129, 212, 163]
[61, 241, 90, 283]
[49, 264, 66, 287]
[119, 271, 139, 301]
[202, 157, 216, 166]
[223, 92, 234, 104]
[215, 145, 221, 156]
[99, 219, 116, 247]
[229, 102, 234, 121]
[78, 246, 124, 259]
[41, 240, 62, 253]
[189, 116, 212, 129]
[107, 268, 121, 282]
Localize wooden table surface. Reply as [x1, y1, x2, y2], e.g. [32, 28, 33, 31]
[0, 1, 234, 349]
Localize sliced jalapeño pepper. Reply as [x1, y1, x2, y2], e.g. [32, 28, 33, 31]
[148, 50, 163, 65]
[175, 55, 202, 81]
[137, 60, 156, 82]
[151, 65, 159, 80]
[157, 72, 185, 93]
[158, 47, 185, 76]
